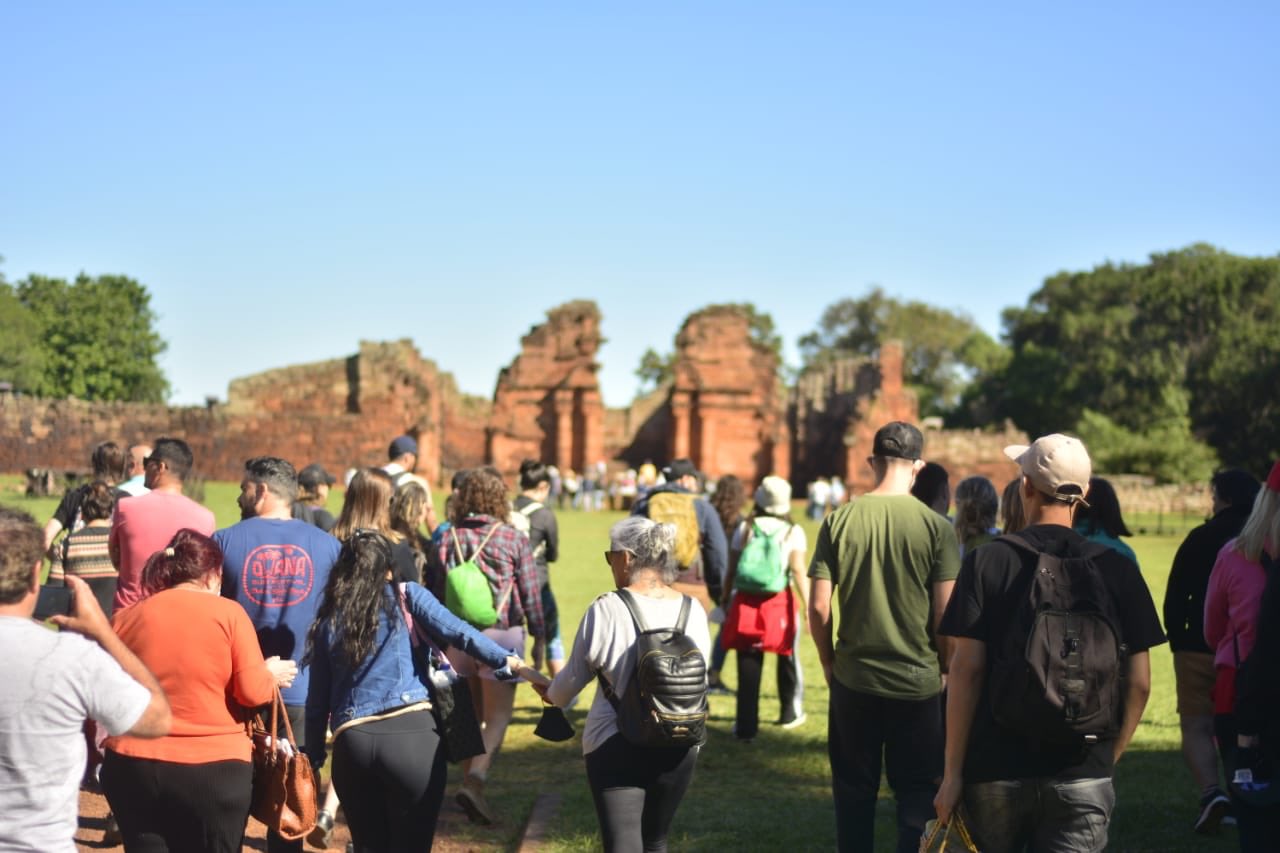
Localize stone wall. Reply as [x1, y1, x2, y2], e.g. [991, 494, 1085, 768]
[486, 301, 605, 479]
[921, 424, 1029, 492]
[0, 340, 451, 484]
[789, 341, 918, 493]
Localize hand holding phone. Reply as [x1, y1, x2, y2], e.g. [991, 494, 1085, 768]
[34, 585, 74, 621]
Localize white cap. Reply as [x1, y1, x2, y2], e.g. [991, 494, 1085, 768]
[1004, 434, 1092, 507]
[755, 475, 792, 516]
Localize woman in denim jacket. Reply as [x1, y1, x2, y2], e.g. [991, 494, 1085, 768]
[303, 530, 545, 851]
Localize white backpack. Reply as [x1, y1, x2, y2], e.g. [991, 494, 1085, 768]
[509, 501, 546, 560]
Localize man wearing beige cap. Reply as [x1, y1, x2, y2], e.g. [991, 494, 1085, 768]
[935, 434, 1165, 852]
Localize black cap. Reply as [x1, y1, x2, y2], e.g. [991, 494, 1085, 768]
[663, 458, 698, 480]
[872, 421, 923, 461]
[389, 435, 418, 459]
[298, 463, 336, 489]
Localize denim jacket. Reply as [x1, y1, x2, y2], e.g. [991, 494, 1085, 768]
[305, 582, 514, 768]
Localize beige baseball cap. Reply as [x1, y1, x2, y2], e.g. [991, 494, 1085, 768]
[1004, 434, 1092, 506]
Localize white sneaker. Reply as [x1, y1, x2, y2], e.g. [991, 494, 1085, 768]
[779, 713, 807, 730]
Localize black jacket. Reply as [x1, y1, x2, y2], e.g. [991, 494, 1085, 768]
[1235, 554, 1279, 770]
[1163, 505, 1252, 653]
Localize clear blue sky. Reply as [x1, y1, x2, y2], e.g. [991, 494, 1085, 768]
[3, 2, 1277, 406]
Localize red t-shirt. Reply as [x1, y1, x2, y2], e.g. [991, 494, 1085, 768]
[110, 490, 216, 611]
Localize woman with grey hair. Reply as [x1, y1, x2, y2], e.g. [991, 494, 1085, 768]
[535, 516, 711, 853]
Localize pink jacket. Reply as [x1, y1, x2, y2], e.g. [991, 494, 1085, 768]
[1204, 539, 1267, 669]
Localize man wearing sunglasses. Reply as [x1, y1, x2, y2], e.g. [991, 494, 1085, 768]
[109, 437, 215, 612]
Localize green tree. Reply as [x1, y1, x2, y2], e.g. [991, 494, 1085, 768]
[987, 244, 1280, 479]
[799, 288, 1006, 417]
[635, 347, 674, 389]
[0, 259, 46, 391]
[15, 273, 169, 402]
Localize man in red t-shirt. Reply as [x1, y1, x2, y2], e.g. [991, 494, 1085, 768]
[110, 437, 215, 612]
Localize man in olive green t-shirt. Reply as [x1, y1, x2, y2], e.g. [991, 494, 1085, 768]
[808, 421, 960, 853]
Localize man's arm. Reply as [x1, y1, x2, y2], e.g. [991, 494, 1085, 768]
[43, 518, 65, 551]
[932, 579, 956, 671]
[51, 576, 171, 738]
[698, 501, 729, 602]
[935, 636, 986, 823]
[808, 577, 835, 686]
[1113, 650, 1151, 763]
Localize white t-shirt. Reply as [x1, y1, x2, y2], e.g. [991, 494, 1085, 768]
[547, 591, 712, 755]
[731, 516, 808, 570]
[0, 618, 151, 853]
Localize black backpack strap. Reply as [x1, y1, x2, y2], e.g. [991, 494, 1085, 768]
[596, 590, 645, 711]
[615, 588, 650, 633]
[674, 594, 691, 635]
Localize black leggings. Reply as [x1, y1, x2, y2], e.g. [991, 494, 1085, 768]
[101, 750, 252, 853]
[332, 709, 447, 853]
[584, 733, 699, 853]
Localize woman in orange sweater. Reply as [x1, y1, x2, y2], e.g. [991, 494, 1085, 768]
[102, 529, 296, 853]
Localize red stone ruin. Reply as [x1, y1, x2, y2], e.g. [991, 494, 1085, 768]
[1, 304, 1025, 497]
[611, 306, 789, 484]
[486, 301, 605, 479]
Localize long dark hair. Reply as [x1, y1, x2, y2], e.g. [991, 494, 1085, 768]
[304, 530, 401, 668]
[1077, 477, 1133, 538]
[710, 475, 747, 538]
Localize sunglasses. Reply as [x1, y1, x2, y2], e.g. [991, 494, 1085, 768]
[603, 548, 634, 565]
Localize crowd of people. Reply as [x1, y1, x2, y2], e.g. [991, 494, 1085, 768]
[0, 421, 1276, 852]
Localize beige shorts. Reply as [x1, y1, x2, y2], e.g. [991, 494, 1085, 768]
[1173, 651, 1216, 717]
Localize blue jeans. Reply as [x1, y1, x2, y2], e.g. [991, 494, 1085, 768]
[964, 776, 1115, 853]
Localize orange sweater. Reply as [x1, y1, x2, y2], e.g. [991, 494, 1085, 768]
[107, 587, 276, 764]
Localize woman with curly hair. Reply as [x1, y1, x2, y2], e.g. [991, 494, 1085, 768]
[304, 530, 544, 850]
[953, 476, 999, 557]
[103, 529, 296, 852]
[426, 466, 544, 825]
[706, 475, 747, 694]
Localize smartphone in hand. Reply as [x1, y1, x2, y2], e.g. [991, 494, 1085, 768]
[34, 585, 74, 621]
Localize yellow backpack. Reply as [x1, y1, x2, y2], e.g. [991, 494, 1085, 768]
[646, 491, 701, 569]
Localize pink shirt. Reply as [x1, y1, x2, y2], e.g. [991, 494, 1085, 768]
[110, 490, 216, 611]
[1203, 538, 1267, 669]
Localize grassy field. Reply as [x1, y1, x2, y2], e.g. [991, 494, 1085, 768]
[0, 477, 1232, 852]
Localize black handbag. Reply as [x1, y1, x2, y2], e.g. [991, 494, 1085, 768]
[399, 583, 486, 763]
[425, 665, 487, 763]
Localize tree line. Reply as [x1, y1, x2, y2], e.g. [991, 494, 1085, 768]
[0, 264, 168, 403]
[2, 245, 1276, 482]
[636, 244, 1280, 483]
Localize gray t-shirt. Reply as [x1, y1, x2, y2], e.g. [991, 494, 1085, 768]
[0, 618, 151, 853]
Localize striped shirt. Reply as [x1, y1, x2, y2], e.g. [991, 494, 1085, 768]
[51, 526, 117, 582]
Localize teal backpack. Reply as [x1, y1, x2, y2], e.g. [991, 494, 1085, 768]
[445, 526, 508, 628]
[733, 522, 791, 594]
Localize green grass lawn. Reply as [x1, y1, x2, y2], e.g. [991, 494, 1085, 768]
[0, 477, 1234, 851]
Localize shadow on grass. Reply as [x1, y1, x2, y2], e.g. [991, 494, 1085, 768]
[1109, 747, 1239, 853]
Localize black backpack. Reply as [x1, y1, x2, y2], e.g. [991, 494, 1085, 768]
[596, 590, 708, 748]
[987, 534, 1127, 746]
